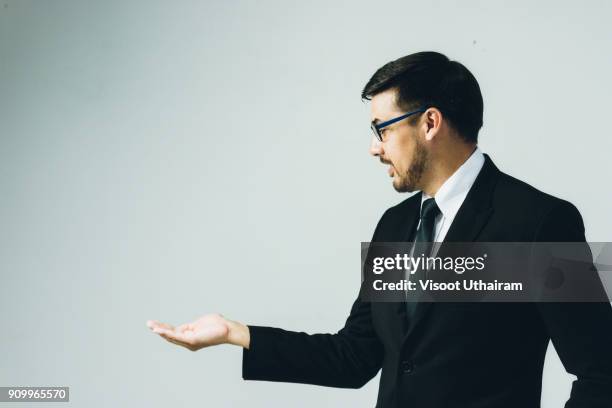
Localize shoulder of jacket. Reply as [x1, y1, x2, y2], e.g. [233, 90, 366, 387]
[494, 171, 574, 213]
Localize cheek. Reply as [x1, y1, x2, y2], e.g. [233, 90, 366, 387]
[390, 138, 415, 170]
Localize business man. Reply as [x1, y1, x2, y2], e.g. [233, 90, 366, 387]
[147, 52, 612, 407]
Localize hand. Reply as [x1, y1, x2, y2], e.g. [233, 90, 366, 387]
[146, 313, 250, 351]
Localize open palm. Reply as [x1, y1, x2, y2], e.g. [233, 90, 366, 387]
[147, 313, 230, 351]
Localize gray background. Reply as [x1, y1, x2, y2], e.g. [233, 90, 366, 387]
[1, 0, 611, 407]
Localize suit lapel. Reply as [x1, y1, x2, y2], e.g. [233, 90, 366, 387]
[440, 154, 499, 243]
[401, 192, 422, 241]
[401, 154, 500, 340]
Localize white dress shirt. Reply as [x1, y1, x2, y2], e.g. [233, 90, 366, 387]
[404, 147, 485, 296]
[414, 147, 485, 257]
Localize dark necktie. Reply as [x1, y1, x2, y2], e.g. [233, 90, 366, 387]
[406, 198, 441, 320]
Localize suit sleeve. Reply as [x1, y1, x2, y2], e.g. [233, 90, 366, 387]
[534, 201, 612, 408]
[241, 212, 389, 389]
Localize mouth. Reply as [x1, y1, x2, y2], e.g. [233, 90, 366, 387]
[380, 158, 395, 178]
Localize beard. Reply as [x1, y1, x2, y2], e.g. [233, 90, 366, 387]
[393, 139, 429, 193]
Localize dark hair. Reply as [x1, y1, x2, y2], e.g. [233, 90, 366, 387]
[361, 51, 483, 143]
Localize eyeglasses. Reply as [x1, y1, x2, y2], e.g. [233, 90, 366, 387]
[370, 107, 429, 142]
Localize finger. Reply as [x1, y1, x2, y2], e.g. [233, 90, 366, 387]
[160, 333, 194, 351]
[161, 333, 185, 346]
[148, 320, 175, 331]
[154, 327, 191, 344]
[176, 323, 193, 333]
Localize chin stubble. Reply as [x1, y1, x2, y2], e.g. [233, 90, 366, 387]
[394, 140, 428, 193]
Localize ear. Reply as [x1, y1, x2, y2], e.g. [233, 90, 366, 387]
[423, 108, 443, 141]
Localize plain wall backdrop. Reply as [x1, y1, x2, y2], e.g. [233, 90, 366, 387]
[1, 1, 611, 407]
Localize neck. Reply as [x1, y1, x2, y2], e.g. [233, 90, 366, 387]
[421, 143, 477, 197]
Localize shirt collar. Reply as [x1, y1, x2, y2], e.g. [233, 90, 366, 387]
[421, 147, 485, 218]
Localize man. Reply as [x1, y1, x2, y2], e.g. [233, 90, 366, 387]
[147, 52, 612, 407]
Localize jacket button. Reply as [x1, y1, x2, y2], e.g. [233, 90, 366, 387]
[401, 360, 414, 374]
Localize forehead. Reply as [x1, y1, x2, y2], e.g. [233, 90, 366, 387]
[370, 88, 403, 122]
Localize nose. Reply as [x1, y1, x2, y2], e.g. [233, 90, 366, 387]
[369, 136, 383, 157]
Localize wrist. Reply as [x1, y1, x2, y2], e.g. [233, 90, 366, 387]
[226, 319, 250, 349]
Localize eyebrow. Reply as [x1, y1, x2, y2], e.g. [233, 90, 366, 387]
[371, 118, 381, 125]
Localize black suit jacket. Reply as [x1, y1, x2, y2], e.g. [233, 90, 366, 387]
[242, 154, 612, 407]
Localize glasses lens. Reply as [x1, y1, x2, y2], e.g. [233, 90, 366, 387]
[371, 123, 381, 141]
